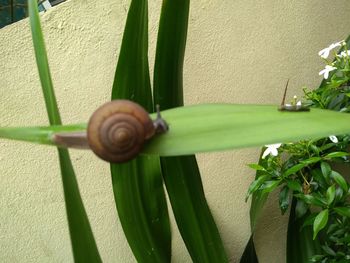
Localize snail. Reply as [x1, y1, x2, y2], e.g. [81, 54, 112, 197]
[278, 79, 310, 112]
[87, 100, 168, 163]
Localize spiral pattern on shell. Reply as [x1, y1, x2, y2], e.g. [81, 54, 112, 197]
[87, 100, 155, 163]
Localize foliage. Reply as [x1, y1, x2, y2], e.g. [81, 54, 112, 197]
[3, 0, 350, 262]
[247, 40, 350, 263]
[27, 0, 102, 261]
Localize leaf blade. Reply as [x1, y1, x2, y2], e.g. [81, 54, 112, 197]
[313, 209, 329, 240]
[143, 105, 350, 156]
[153, 0, 228, 261]
[2, 105, 350, 158]
[28, 0, 101, 261]
[109, 0, 171, 261]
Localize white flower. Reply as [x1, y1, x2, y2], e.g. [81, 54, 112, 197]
[329, 135, 338, 143]
[262, 143, 282, 159]
[318, 40, 345, 59]
[319, 65, 337, 79]
[336, 50, 350, 58]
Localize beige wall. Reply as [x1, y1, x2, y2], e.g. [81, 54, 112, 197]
[0, 0, 349, 262]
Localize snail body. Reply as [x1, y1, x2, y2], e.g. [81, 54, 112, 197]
[87, 100, 167, 163]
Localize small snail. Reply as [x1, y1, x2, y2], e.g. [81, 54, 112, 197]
[87, 100, 168, 163]
[278, 79, 310, 112]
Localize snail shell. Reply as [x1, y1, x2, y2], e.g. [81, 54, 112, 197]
[87, 100, 155, 163]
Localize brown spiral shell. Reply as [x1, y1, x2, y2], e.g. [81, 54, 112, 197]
[87, 100, 155, 163]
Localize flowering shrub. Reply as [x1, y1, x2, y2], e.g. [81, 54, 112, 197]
[247, 40, 350, 263]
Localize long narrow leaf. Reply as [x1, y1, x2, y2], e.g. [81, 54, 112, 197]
[287, 198, 321, 263]
[143, 105, 350, 156]
[0, 124, 86, 145]
[110, 0, 171, 261]
[2, 105, 350, 156]
[249, 152, 270, 231]
[239, 235, 258, 263]
[240, 152, 268, 263]
[28, 1, 101, 261]
[153, 0, 228, 261]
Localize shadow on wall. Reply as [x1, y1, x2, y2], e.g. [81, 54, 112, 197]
[0, 0, 65, 28]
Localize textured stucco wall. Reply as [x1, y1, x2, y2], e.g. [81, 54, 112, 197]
[0, 0, 349, 262]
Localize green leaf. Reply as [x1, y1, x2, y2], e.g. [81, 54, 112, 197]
[284, 163, 307, 177]
[3, 106, 350, 158]
[313, 209, 329, 239]
[247, 163, 266, 171]
[302, 213, 317, 228]
[300, 157, 322, 165]
[321, 244, 336, 257]
[320, 162, 331, 181]
[250, 153, 270, 231]
[153, 0, 228, 261]
[330, 171, 349, 192]
[111, 158, 170, 262]
[261, 180, 281, 193]
[109, 0, 171, 262]
[28, 0, 101, 261]
[287, 180, 302, 192]
[333, 207, 350, 217]
[295, 199, 308, 219]
[28, 0, 61, 125]
[250, 188, 269, 231]
[239, 235, 258, 263]
[57, 150, 102, 262]
[245, 174, 270, 201]
[287, 199, 321, 263]
[324, 152, 349, 159]
[161, 156, 228, 262]
[326, 185, 336, 206]
[294, 194, 325, 207]
[279, 185, 290, 215]
[143, 106, 350, 157]
[0, 124, 86, 146]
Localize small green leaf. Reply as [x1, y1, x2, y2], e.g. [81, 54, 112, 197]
[309, 144, 320, 156]
[300, 157, 322, 165]
[249, 154, 270, 231]
[320, 162, 331, 181]
[325, 152, 349, 158]
[326, 185, 336, 206]
[283, 163, 307, 177]
[313, 209, 329, 239]
[295, 199, 308, 219]
[287, 180, 302, 192]
[245, 174, 270, 201]
[261, 180, 281, 194]
[310, 255, 325, 262]
[279, 186, 290, 215]
[247, 163, 266, 171]
[294, 194, 325, 207]
[331, 171, 349, 192]
[302, 213, 317, 228]
[334, 187, 344, 203]
[321, 244, 336, 257]
[333, 207, 350, 217]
